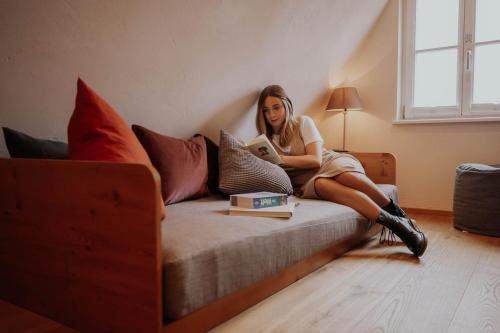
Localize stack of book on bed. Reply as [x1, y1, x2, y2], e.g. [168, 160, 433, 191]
[228, 192, 295, 218]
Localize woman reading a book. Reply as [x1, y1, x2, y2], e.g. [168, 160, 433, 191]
[256, 85, 427, 257]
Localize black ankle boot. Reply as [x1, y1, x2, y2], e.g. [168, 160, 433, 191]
[383, 198, 424, 237]
[376, 210, 428, 257]
[383, 198, 408, 218]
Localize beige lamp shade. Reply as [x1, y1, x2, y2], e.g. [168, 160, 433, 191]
[326, 87, 363, 111]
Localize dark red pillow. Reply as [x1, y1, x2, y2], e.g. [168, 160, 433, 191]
[68, 78, 165, 219]
[132, 125, 209, 204]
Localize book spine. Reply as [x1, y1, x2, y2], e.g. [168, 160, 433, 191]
[252, 196, 287, 209]
[230, 194, 288, 209]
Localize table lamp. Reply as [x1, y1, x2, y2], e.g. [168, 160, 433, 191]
[326, 87, 363, 152]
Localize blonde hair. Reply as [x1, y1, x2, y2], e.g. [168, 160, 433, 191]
[256, 85, 299, 147]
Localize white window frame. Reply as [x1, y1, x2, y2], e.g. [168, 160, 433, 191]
[398, 0, 500, 122]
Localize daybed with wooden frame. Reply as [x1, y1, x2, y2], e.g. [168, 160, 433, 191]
[0, 152, 396, 333]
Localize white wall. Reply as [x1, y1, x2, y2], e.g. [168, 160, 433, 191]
[313, 0, 500, 211]
[5, 0, 491, 211]
[0, 0, 385, 152]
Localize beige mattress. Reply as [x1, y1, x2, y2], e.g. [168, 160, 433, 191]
[162, 184, 397, 320]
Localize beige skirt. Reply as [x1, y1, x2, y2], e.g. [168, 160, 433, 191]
[285, 150, 366, 199]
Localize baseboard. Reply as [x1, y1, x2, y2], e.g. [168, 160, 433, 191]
[402, 207, 453, 217]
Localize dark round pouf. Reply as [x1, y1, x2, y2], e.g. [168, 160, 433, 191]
[453, 163, 500, 237]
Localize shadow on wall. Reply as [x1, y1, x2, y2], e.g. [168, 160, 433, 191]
[195, 89, 260, 143]
[305, 88, 337, 121]
[303, 88, 338, 142]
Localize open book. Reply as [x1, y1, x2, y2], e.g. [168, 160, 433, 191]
[246, 134, 283, 165]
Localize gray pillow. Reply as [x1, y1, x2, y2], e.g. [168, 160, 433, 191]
[2, 127, 68, 159]
[218, 129, 293, 195]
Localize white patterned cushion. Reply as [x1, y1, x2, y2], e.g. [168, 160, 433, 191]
[218, 130, 293, 195]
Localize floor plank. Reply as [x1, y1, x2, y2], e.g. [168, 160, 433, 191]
[448, 237, 500, 333]
[346, 225, 486, 332]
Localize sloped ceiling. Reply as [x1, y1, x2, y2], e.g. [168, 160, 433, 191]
[0, 0, 387, 155]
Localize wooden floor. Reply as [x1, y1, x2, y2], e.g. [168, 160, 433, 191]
[1, 212, 499, 333]
[211, 212, 500, 333]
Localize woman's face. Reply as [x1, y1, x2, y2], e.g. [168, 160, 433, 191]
[263, 96, 286, 133]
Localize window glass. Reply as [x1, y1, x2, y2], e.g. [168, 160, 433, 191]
[473, 43, 500, 104]
[415, 0, 459, 50]
[414, 49, 458, 107]
[475, 0, 500, 43]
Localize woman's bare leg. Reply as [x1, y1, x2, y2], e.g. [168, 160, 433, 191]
[316, 177, 428, 256]
[334, 172, 390, 207]
[314, 177, 381, 220]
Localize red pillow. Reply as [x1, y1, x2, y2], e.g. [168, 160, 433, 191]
[68, 78, 165, 218]
[132, 125, 209, 204]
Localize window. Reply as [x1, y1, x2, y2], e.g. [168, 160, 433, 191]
[400, 0, 500, 121]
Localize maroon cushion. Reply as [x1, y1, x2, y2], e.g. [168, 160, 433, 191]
[132, 125, 209, 204]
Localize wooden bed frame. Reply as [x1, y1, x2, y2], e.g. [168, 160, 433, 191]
[0, 152, 395, 333]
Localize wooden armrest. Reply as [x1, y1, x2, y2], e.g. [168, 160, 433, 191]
[348, 152, 396, 185]
[0, 158, 163, 333]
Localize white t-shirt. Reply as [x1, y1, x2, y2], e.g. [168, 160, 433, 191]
[272, 116, 324, 154]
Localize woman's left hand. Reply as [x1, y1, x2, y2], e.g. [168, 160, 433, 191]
[279, 155, 288, 166]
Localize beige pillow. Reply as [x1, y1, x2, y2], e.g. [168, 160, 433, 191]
[218, 129, 293, 195]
